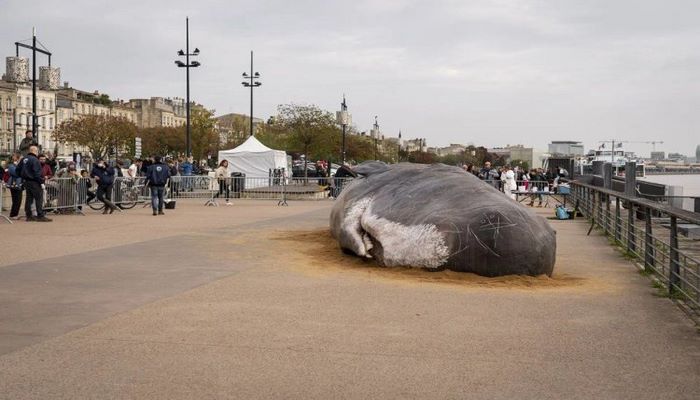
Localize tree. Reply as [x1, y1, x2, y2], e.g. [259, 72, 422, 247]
[275, 103, 338, 179]
[189, 108, 218, 161]
[53, 114, 137, 160]
[140, 126, 184, 158]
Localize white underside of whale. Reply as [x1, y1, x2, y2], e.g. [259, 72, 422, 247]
[342, 197, 450, 269]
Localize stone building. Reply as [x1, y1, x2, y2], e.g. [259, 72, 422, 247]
[0, 82, 16, 155]
[126, 97, 186, 129]
[214, 113, 264, 146]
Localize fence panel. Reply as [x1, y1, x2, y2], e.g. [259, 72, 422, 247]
[571, 181, 700, 318]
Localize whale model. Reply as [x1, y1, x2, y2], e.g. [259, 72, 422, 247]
[330, 162, 556, 277]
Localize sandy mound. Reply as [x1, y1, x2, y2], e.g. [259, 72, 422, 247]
[271, 229, 585, 290]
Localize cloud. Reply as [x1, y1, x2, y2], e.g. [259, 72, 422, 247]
[0, 0, 697, 155]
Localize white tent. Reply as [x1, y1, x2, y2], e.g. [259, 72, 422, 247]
[217, 135, 288, 179]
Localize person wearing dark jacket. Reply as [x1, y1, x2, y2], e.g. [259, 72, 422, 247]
[90, 158, 118, 214]
[19, 145, 52, 222]
[7, 152, 24, 219]
[145, 156, 171, 216]
[18, 131, 38, 156]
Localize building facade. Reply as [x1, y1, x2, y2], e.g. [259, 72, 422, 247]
[0, 82, 16, 155]
[548, 141, 584, 157]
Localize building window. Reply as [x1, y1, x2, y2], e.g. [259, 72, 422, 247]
[6, 120, 10, 130]
[18, 97, 22, 107]
[81, 104, 85, 113]
[6, 98, 11, 111]
[49, 117, 53, 129]
[41, 116, 46, 129]
[25, 114, 30, 126]
[41, 99, 46, 110]
[49, 99, 53, 110]
[26, 97, 30, 107]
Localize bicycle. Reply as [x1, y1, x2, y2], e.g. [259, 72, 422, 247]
[87, 181, 145, 211]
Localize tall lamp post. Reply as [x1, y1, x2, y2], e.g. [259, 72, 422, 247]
[174, 17, 200, 158]
[397, 130, 402, 163]
[241, 51, 262, 137]
[15, 27, 52, 146]
[336, 95, 351, 164]
[371, 116, 380, 160]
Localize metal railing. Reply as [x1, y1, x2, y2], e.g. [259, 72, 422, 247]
[1, 175, 355, 219]
[571, 180, 700, 319]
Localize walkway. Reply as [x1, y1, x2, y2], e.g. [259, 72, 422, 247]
[0, 200, 698, 399]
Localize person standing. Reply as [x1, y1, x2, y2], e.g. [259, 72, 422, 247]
[503, 165, 517, 200]
[19, 145, 52, 222]
[7, 152, 24, 220]
[213, 160, 232, 205]
[145, 156, 170, 216]
[90, 158, 118, 214]
[180, 157, 193, 191]
[18, 131, 38, 156]
[127, 159, 141, 179]
[478, 161, 500, 189]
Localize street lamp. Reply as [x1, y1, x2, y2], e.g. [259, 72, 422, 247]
[15, 27, 53, 145]
[174, 17, 200, 158]
[397, 130, 402, 163]
[336, 95, 351, 163]
[241, 51, 262, 137]
[371, 116, 380, 160]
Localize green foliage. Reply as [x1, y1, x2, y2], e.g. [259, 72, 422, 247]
[53, 114, 137, 160]
[139, 108, 217, 160]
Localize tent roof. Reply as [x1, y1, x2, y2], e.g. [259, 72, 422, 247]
[221, 135, 281, 154]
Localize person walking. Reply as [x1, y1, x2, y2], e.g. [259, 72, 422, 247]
[90, 158, 118, 214]
[213, 160, 232, 205]
[145, 156, 170, 216]
[7, 152, 24, 220]
[19, 145, 52, 222]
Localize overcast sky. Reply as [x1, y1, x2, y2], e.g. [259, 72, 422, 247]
[2, 0, 698, 156]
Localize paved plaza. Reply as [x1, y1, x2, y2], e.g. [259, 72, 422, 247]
[0, 200, 698, 399]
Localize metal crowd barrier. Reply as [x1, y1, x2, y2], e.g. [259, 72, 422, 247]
[162, 175, 355, 205]
[1, 174, 356, 220]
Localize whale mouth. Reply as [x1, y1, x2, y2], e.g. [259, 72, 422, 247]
[341, 198, 450, 269]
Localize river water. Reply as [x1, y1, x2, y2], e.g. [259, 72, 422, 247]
[640, 175, 700, 211]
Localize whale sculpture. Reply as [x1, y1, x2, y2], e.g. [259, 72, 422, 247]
[330, 162, 556, 277]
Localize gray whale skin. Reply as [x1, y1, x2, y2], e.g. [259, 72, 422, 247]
[330, 162, 556, 277]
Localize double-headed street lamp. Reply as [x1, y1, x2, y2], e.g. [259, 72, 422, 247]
[174, 17, 200, 158]
[15, 28, 53, 145]
[336, 95, 351, 164]
[241, 51, 262, 137]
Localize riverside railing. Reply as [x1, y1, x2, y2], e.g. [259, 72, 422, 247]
[571, 180, 700, 319]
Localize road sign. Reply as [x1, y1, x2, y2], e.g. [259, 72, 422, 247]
[135, 137, 142, 158]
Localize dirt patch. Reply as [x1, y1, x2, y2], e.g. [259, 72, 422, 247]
[271, 229, 587, 290]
